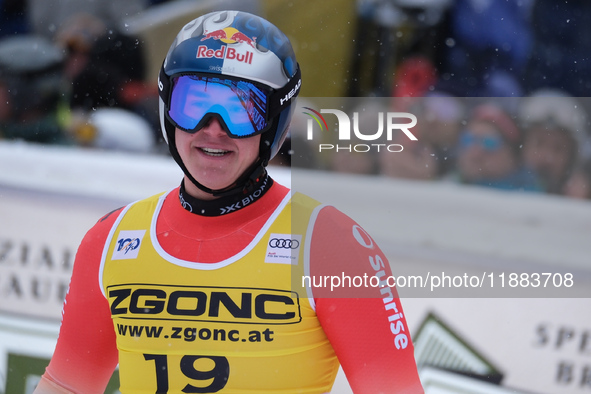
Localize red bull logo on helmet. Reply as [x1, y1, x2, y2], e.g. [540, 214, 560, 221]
[201, 27, 257, 48]
[196, 45, 254, 64]
[198, 27, 256, 65]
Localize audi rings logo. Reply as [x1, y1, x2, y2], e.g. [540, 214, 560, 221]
[265, 233, 302, 264]
[269, 238, 300, 249]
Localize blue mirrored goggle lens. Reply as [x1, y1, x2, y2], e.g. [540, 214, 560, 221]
[168, 75, 270, 137]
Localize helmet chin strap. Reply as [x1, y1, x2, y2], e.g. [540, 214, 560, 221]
[185, 157, 267, 198]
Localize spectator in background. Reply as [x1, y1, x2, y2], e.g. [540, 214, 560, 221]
[391, 56, 438, 98]
[378, 128, 438, 181]
[437, 0, 532, 97]
[377, 97, 438, 181]
[453, 102, 541, 191]
[524, 0, 591, 97]
[0, 33, 156, 153]
[63, 19, 158, 136]
[348, 0, 451, 96]
[0, 35, 70, 144]
[563, 159, 591, 200]
[26, 0, 159, 141]
[518, 91, 590, 195]
[412, 93, 465, 177]
[379, 140, 437, 180]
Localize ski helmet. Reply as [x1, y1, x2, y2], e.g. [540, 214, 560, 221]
[158, 10, 301, 196]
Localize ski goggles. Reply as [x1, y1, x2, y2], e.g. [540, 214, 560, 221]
[159, 65, 301, 138]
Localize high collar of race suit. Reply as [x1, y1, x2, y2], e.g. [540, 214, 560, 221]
[178, 172, 273, 217]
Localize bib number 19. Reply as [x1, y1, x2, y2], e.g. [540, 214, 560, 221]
[144, 354, 230, 393]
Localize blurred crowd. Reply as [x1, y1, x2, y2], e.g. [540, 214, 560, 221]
[292, 94, 591, 201]
[0, 0, 590, 201]
[348, 0, 591, 98]
[0, 0, 261, 153]
[0, 0, 167, 151]
[291, 0, 591, 201]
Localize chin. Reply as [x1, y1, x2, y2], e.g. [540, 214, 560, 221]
[202, 177, 238, 190]
[192, 171, 234, 189]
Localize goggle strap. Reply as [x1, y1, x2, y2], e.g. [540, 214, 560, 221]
[158, 61, 170, 103]
[267, 64, 302, 118]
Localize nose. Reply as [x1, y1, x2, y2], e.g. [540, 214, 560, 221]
[200, 116, 226, 137]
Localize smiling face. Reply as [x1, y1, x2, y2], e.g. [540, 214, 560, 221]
[171, 78, 264, 200]
[175, 118, 261, 200]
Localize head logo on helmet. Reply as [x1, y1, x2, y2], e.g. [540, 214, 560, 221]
[158, 10, 301, 197]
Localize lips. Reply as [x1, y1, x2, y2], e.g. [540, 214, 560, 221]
[199, 147, 231, 157]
